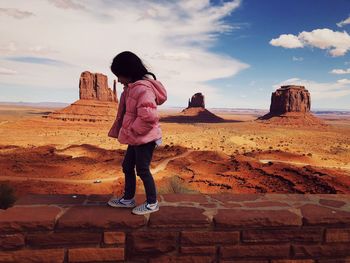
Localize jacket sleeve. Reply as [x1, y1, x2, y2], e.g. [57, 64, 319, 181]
[130, 87, 158, 135]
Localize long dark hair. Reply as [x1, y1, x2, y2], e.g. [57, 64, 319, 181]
[110, 51, 156, 82]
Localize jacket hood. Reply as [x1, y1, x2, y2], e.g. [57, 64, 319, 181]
[131, 79, 167, 105]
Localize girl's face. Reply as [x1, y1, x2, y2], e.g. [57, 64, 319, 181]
[117, 75, 132, 86]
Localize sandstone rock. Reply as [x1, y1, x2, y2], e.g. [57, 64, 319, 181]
[69, 247, 124, 262]
[57, 205, 146, 229]
[48, 100, 118, 122]
[188, 93, 205, 108]
[214, 209, 302, 228]
[149, 206, 210, 228]
[258, 85, 323, 126]
[47, 71, 118, 122]
[79, 71, 117, 102]
[0, 206, 61, 232]
[270, 85, 310, 114]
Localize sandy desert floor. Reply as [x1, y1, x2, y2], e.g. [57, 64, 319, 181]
[0, 104, 349, 199]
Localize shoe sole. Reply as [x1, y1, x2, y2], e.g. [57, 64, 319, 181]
[107, 201, 136, 208]
[132, 207, 159, 215]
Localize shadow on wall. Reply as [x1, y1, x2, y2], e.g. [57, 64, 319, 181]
[0, 183, 17, 209]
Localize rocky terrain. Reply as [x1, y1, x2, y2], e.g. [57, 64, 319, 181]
[0, 103, 349, 198]
[0, 79, 349, 198]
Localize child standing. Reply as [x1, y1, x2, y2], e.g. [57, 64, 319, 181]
[107, 51, 167, 215]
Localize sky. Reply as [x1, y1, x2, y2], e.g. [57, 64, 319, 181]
[0, 0, 350, 110]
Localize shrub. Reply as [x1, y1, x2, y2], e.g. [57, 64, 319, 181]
[0, 183, 16, 209]
[158, 175, 198, 194]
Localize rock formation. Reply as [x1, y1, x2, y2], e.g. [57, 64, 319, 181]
[269, 85, 310, 114]
[79, 71, 117, 102]
[188, 93, 205, 108]
[47, 72, 118, 122]
[161, 92, 225, 123]
[258, 85, 323, 126]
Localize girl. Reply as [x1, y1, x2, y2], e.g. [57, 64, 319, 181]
[107, 51, 167, 215]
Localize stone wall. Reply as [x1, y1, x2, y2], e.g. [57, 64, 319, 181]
[1, 193, 350, 262]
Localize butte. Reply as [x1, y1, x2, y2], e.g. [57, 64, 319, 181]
[47, 71, 118, 122]
[161, 92, 225, 123]
[257, 85, 324, 126]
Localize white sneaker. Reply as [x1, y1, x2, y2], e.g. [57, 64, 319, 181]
[132, 201, 159, 215]
[107, 196, 136, 208]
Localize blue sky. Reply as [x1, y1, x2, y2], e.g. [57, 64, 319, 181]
[1, 0, 350, 109]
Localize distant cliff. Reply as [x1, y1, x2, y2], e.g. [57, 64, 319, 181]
[47, 71, 118, 122]
[187, 93, 205, 108]
[270, 85, 310, 114]
[79, 71, 117, 102]
[258, 85, 323, 126]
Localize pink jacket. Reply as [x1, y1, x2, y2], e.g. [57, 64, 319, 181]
[109, 79, 167, 145]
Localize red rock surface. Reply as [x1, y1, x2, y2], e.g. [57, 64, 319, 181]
[57, 205, 146, 229]
[300, 204, 350, 225]
[69, 247, 124, 262]
[0, 234, 25, 250]
[79, 71, 117, 102]
[0, 205, 61, 232]
[214, 209, 302, 228]
[149, 206, 210, 228]
[129, 231, 178, 254]
[270, 85, 310, 114]
[0, 249, 65, 263]
[26, 232, 101, 247]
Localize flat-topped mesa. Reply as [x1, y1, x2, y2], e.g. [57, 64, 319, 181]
[188, 92, 205, 108]
[79, 71, 117, 102]
[258, 85, 323, 126]
[270, 85, 310, 115]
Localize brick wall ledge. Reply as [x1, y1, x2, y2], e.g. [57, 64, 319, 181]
[1, 193, 350, 263]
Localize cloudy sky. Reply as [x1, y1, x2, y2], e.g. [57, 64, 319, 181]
[1, 0, 350, 109]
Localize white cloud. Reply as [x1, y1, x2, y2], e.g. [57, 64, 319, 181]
[0, 0, 248, 107]
[337, 78, 350, 84]
[292, 56, 303, 61]
[274, 77, 350, 100]
[0, 67, 17, 75]
[0, 42, 58, 56]
[337, 16, 350, 27]
[0, 8, 34, 19]
[28, 45, 59, 55]
[47, 0, 85, 10]
[270, 34, 304, 48]
[330, 68, 350, 74]
[0, 42, 17, 54]
[270, 28, 350, 57]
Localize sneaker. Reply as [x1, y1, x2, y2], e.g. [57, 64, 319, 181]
[132, 201, 159, 215]
[107, 196, 136, 208]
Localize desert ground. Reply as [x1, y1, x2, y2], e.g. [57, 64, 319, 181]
[0, 104, 349, 199]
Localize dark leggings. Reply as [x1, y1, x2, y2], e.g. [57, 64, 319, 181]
[122, 141, 157, 204]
